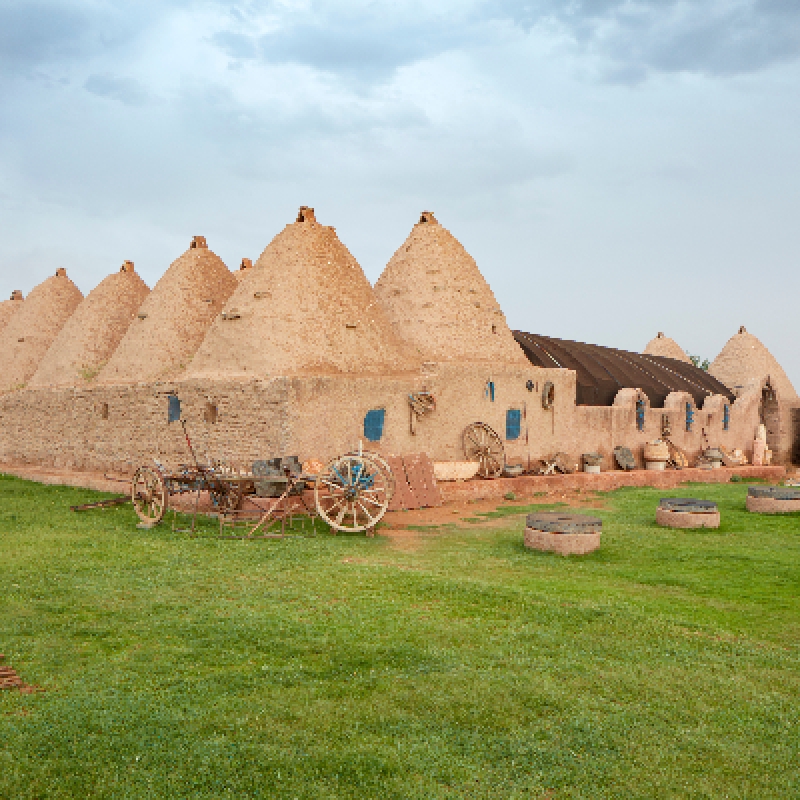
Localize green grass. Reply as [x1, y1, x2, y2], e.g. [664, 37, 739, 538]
[1, 475, 799, 798]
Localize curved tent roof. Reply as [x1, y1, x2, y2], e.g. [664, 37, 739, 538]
[709, 326, 797, 400]
[0, 270, 83, 392]
[374, 211, 528, 367]
[98, 237, 237, 385]
[186, 207, 418, 380]
[643, 332, 691, 364]
[514, 331, 733, 408]
[0, 290, 24, 334]
[30, 261, 150, 388]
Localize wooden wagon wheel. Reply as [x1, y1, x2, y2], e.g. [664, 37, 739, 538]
[315, 453, 391, 533]
[346, 450, 395, 502]
[463, 422, 505, 479]
[131, 466, 167, 526]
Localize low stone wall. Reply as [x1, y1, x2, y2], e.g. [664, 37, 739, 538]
[438, 465, 787, 503]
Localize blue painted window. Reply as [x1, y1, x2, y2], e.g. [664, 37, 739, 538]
[685, 402, 694, 432]
[506, 409, 521, 440]
[363, 409, 385, 442]
[636, 398, 646, 431]
[486, 381, 495, 402]
[723, 404, 730, 431]
[168, 395, 181, 423]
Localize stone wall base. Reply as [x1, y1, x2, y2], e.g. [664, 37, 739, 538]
[655, 508, 721, 529]
[524, 528, 601, 555]
[746, 496, 800, 514]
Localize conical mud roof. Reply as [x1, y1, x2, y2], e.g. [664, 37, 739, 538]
[186, 207, 418, 380]
[0, 290, 24, 334]
[643, 332, 691, 364]
[0, 269, 83, 392]
[29, 261, 150, 388]
[709, 326, 798, 399]
[98, 237, 237, 385]
[374, 212, 528, 366]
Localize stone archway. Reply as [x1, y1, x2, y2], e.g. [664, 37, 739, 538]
[792, 408, 800, 466]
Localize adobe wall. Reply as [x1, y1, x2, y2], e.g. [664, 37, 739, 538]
[0, 380, 290, 474]
[0, 364, 770, 474]
[277, 364, 766, 469]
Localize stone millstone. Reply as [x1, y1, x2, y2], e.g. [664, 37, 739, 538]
[524, 512, 602, 556]
[613, 446, 636, 471]
[656, 498, 720, 529]
[746, 485, 800, 514]
[525, 512, 602, 533]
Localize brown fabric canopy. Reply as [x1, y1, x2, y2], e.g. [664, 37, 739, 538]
[513, 331, 734, 408]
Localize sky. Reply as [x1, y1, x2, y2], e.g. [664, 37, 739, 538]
[1, 0, 798, 385]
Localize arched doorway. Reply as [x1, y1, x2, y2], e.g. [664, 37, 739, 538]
[792, 408, 800, 466]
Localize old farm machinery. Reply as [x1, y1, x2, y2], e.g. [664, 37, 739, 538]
[130, 426, 394, 535]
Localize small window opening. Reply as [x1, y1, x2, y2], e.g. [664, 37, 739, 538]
[506, 409, 521, 441]
[723, 404, 730, 431]
[486, 381, 495, 402]
[100, 402, 109, 420]
[204, 402, 218, 424]
[685, 401, 694, 432]
[168, 395, 181, 423]
[636, 398, 646, 431]
[491, 324, 497, 334]
[363, 409, 385, 442]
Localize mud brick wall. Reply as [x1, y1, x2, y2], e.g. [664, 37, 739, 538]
[0, 365, 781, 474]
[0, 380, 290, 475]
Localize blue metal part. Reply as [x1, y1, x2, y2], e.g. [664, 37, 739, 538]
[636, 399, 646, 431]
[167, 395, 181, 423]
[685, 402, 694, 432]
[486, 381, 495, 402]
[506, 408, 521, 440]
[363, 409, 385, 442]
[723, 404, 730, 431]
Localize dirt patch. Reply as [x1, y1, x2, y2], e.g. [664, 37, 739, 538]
[377, 488, 608, 550]
[0, 654, 42, 694]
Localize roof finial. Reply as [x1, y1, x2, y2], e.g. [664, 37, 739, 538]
[657, 331, 664, 338]
[191, 236, 208, 249]
[120, 260, 134, 273]
[419, 210, 437, 224]
[55, 267, 67, 277]
[738, 325, 747, 334]
[297, 206, 316, 224]
[10, 290, 22, 301]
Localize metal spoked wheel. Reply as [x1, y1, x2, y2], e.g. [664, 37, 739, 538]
[463, 422, 505, 479]
[314, 454, 391, 533]
[131, 466, 168, 526]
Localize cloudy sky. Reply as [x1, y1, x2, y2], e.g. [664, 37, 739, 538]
[1, 0, 798, 384]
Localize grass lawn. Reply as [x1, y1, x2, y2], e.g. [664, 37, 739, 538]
[1, 475, 799, 799]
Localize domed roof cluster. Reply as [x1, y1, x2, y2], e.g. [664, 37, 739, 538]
[3, 212, 795, 407]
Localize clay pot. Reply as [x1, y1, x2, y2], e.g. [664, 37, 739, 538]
[643, 440, 669, 463]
